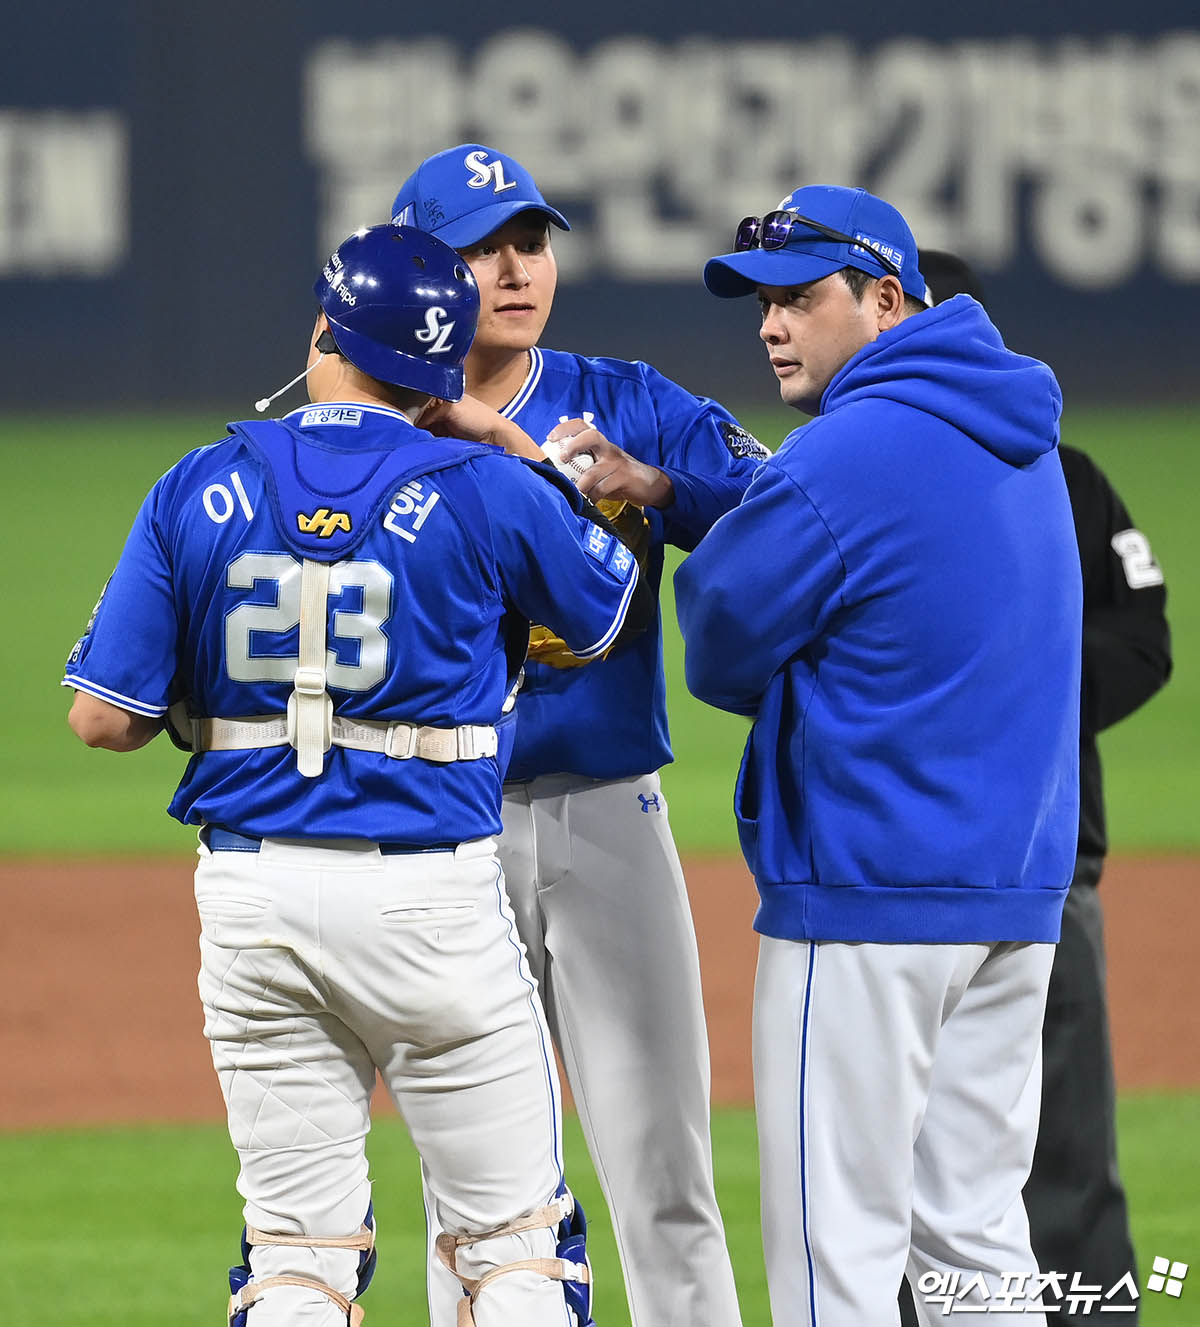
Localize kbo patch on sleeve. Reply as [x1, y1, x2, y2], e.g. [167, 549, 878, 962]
[720, 420, 770, 460]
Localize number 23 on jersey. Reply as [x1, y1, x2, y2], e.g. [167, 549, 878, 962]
[224, 552, 391, 691]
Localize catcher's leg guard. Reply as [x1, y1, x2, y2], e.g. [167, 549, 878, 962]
[436, 1184, 595, 1327]
[228, 1204, 377, 1325]
[554, 1187, 595, 1327]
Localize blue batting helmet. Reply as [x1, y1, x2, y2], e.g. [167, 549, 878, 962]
[313, 225, 479, 401]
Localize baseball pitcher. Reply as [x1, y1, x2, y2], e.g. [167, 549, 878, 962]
[391, 145, 766, 1327]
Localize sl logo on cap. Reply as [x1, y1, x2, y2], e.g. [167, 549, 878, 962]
[463, 149, 517, 194]
[298, 508, 352, 538]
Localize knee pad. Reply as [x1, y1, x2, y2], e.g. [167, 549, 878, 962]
[554, 1187, 595, 1327]
[436, 1184, 594, 1327]
[228, 1203, 376, 1325]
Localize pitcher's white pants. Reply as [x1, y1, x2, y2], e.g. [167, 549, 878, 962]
[754, 937, 1055, 1327]
[196, 835, 571, 1327]
[425, 771, 741, 1327]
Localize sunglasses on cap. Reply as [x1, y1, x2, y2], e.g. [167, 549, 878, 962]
[733, 210, 903, 280]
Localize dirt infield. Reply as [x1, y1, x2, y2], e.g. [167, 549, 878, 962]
[0, 854, 1196, 1129]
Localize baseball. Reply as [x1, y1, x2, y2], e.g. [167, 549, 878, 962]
[542, 437, 595, 485]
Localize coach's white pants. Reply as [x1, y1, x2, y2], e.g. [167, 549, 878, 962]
[425, 771, 742, 1327]
[196, 835, 570, 1327]
[754, 937, 1055, 1327]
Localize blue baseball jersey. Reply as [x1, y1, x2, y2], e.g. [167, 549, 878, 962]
[500, 347, 766, 780]
[63, 403, 640, 843]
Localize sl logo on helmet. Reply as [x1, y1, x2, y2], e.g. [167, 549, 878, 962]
[298, 508, 352, 538]
[414, 307, 457, 355]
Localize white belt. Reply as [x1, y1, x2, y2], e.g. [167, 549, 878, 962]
[169, 702, 498, 764]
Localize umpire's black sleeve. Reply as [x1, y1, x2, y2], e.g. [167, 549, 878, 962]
[1060, 445, 1172, 737]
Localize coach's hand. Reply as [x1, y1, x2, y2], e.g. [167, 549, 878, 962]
[548, 420, 675, 509]
[420, 395, 544, 459]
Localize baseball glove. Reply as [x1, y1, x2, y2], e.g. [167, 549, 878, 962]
[527, 497, 651, 668]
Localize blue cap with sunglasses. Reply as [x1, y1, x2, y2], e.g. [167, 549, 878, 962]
[390, 144, 570, 249]
[704, 185, 929, 305]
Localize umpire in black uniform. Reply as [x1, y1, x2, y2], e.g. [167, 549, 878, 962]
[913, 251, 1173, 1321]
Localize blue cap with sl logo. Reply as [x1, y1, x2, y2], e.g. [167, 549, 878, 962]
[705, 185, 929, 305]
[391, 144, 571, 249]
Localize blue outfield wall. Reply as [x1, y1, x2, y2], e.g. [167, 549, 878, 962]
[3, 2, 1199, 411]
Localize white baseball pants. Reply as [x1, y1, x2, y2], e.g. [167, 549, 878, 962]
[425, 771, 742, 1327]
[196, 835, 571, 1327]
[754, 936, 1055, 1327]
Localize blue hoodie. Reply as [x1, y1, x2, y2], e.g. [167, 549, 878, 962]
[676, 296, 1081, 944]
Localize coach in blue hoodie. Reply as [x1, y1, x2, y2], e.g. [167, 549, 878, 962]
[677, 187, 1081, 1326]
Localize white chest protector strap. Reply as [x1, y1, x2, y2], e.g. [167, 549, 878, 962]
[292, 558, 333, 778]
[169, 552, 500, 776]
[169, 705, 499, 768]
[435, 1192, 590, 1327]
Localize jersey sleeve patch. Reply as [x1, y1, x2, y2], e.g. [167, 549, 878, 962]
[584, 524, 613, 562]
[68, 576, 112, 666]
[720, 420, 770, 460]
[583, 523, 635, 581]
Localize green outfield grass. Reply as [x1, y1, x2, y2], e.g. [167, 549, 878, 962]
[2, 406, 1197, 856]
[1, 1096, 1195, 1324]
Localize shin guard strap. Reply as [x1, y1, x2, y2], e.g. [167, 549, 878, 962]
[438, 1192, 572, 1257]
[245, 1223, 375, 1253]
[436, 1246, 591, 1327]
[229, 1274, 364, 1325]
[436, 1205, 591, 1327]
